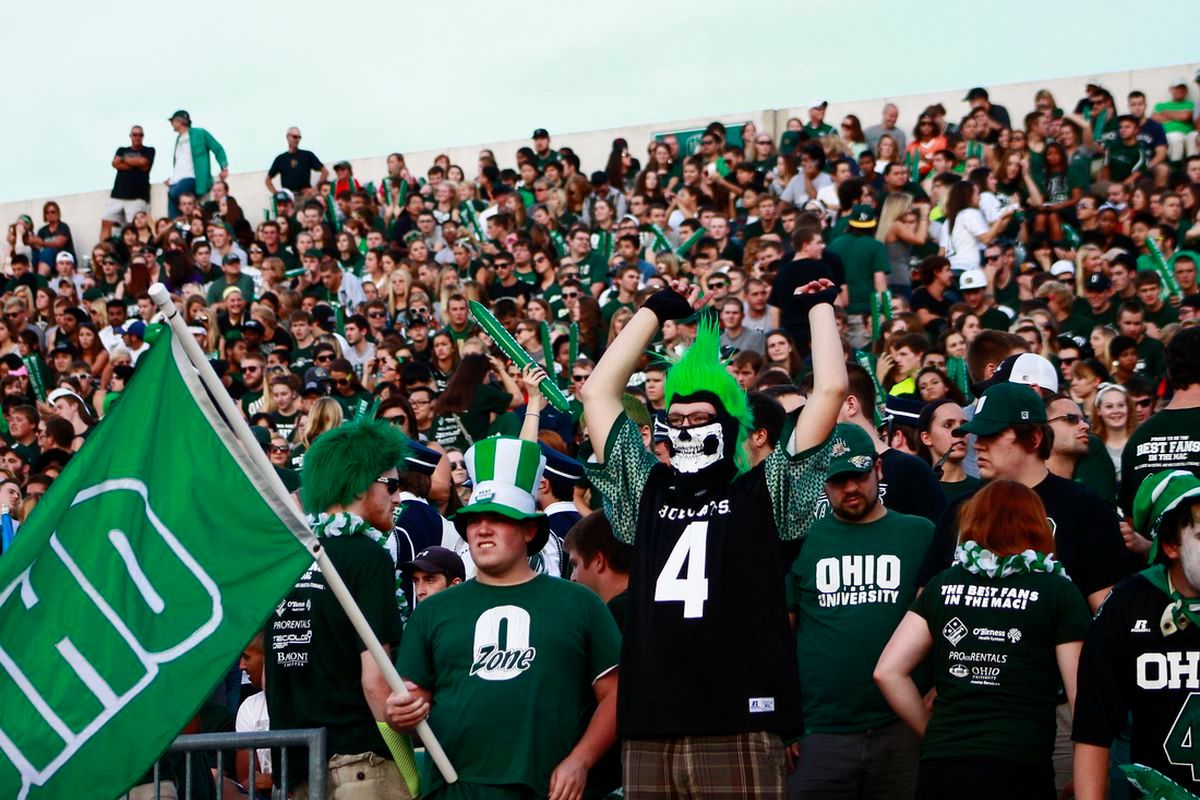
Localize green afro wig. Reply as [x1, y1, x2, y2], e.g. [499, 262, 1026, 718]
[301, 417, 411, 514]
[663, 315, 754, 474]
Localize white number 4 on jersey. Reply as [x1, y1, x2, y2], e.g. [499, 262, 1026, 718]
[654, 521, 709, 618]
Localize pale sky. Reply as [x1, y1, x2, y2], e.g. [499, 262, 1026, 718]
[2, 0, 1194, 204]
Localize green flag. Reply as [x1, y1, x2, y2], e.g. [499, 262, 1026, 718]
[0, 327, 314, 800]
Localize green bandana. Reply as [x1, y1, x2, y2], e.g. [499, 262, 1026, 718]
[1140, 564, 1200, 637]
[307, 512, 410, 620]
[955, 540, 1069, 580]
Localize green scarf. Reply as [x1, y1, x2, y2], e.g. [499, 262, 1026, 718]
[1141, 564, 1200, 637]
[955, 540, 1068, 579]
[307, 512, 410, 620]
[1119, 763, 1200, 799]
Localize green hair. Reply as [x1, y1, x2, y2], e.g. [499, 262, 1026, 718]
[663, 315, 754, 474]
[301, 417, 411, 513]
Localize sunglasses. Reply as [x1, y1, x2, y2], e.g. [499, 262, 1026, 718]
[375, 476, 401, 494]
[562, 291, 580, 299]
[315, 354, 333, 362]
[1135, 398, 1153, 409]
[411, 306, 429, 315]
[666, 411, 717, 428]
[449, 460, 465, 470]
[985, 254, 1001, 262]
[384, 414, 408, 426]
[269, 445, 289, 454]
[249, 248, 263, 254]
[5, 312, 21, 320]
[243, 366, 261, 373]
[707, 282, 727, 290]
[368, 311, 387, 318]
[572, 373, 590, 382]
[335, 378, 352, 386]
[1049, 413, 1088, 426]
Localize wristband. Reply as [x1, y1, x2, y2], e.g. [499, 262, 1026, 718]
[641, 288, 694, 324]
[792, 286, 840, 316]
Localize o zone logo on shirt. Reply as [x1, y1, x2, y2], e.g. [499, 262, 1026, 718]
[470, 604, 537, 681]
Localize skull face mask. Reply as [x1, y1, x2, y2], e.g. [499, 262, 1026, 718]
[665, 420, 725, 474]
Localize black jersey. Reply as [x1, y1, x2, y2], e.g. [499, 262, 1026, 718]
[1074, 572, 1200, 793]
[586, 415, 830, 738]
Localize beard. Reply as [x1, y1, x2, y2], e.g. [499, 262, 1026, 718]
[833, 488, 880, 521]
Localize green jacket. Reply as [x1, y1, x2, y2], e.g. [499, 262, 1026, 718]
[173, 126, 228, 197]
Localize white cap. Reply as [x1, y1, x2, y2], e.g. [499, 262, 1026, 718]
[959, 269, 988, 291]
[1171, 76, 1189, 88]
[1049, 260, 1075, 278]
[1006, 353, 1059, 394]
[56, 251, 75, 263]
[807, 97, 828, 109]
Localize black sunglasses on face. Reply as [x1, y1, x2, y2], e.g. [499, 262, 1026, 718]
[384, 414, 408, 426]
[269, 445, 289, 454]
[375, 476, 401, 494]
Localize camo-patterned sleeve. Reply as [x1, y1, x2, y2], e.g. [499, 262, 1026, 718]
[763, 433, 832, 541]
[582, 414, 657, 545]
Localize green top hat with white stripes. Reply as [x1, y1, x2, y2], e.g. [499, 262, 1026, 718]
[453, 436, 550, 553]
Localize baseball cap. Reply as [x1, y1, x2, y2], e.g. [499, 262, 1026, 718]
[589, 170, 609, 186]
[1085, 272, 1112, 292]
[956, 383, 1047, 437]
[532, 128, 550, 139]
[807, 98, 828, 109]
[222, 252, 242, 265]
[403, 440, 442, 476]
[47, 387, 86, 407]
[1171, 76, 1189, 89]
[117, 320, 147, 338]
[273, 189, 294, 203]
[996, 353, 1059, 394]
[333, 160, 351, 171]
[168, 109, 191, 124]
[303, 366, 332, 385]
[885, 394, 925, 428]
[303, 248, 323, 259]
[539, 443, 583, 484]
[826, 423, 878, 480]
[847, 204, 876, 229]
[241, 320, 265, 336]
[400, 546, 466, 583]
[51, 340, 77, 356]
[1049, 260, 1075, 278]
[963, 87, 989, 101]
[56, 252, 75, 264]
[186, 325, 208, 337]
[959, 269, 988, 291]
[779, 130, 804, 155]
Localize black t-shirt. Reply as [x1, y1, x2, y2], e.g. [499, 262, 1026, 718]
[111, 146, 156, 200]
[918, 473, 1137, 600]
[910, 287, 952, 333]
[813, 448, 948, 525]
[269, 149, 324, 191]
[1074, 573, 1200, 794]
[490, 280, 535, 304]
[265, 535, 403, 787]
[768, 257, 845, 352]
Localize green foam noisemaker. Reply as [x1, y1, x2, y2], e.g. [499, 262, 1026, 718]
[22, 354, 46, 402]
[469, 300, 570, 412]
[568, 322, 579, 373]
[1147, 237, 1183, 299]
[854, 350, 886, 429]
[647, 224, 672, 253]
[1061, 222, 1081, 249]
[549, 229, 567, 257]
[675, 227, 707, 257]
[539, 320, 556, 382]
[1119, 764, 1200, 800]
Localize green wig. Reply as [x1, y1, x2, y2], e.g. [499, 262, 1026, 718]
[301, 417, 411, 514]
[663, 315, 755, 475]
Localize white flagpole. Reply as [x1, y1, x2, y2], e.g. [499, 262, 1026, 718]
[148, 284, 458, 784]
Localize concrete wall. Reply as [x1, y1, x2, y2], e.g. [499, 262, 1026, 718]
[4, 62, 1196, 259]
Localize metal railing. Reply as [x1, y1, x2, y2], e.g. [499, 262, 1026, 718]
[121, 728, 327, 800]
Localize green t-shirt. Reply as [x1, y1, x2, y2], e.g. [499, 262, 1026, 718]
[1105, 139, 1146, 182]
[803, 122, 837, 138]
[913, 565, 1091, 766]
[827, 233, 889, 314]
[396, 575, 621, 797]
[1078, 301, 1118, 332]
[942, 475, 983, 501]
[786, 510, 934, 733]
[1074, 434, 1117, 506]
[332, 388, 372, 420]
[1067, 151, 1093, 192]
[994, 275, 1020, 314]
[206, 272, 256, 305]
[1153, 100, 1196, 135]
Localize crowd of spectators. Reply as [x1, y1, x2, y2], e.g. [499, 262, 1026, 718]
[5, 70, 1200, 799]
